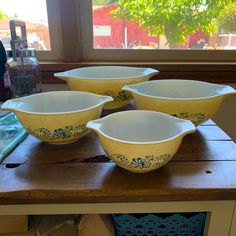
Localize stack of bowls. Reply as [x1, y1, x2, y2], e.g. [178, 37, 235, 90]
[2, 65, 236, 173]
[1, 66, 158, 146]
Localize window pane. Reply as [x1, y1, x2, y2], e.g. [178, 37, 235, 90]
[0, 0, 50, 50]
[92, 1, 236, 50]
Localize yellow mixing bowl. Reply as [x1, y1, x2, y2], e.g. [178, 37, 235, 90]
[1, 91, 112, 144]
[54, 66, 158, 109]
[87, 110, 195, 173]
[123, 80, 236, 126]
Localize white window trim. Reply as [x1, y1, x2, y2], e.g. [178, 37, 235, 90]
[79, 0, 236, 62]
[36, 0, 63, 61]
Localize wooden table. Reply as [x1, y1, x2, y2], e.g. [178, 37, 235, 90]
[0, 106, 236, 236]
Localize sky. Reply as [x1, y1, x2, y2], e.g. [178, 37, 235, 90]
[0, 0, 48, 23]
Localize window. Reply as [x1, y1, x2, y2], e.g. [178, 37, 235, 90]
[80, 0, 236, 62]
[92, 1, 236, 50]
[1, 0, 235, 63]
[0, 0, 62, 60]
[0, 0, 50, 50]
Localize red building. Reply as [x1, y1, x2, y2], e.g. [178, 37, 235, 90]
[93, 4, 159, 49]
[93, 3, 208, 49]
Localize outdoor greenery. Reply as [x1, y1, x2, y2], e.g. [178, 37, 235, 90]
[112, 0, 234, 48]
[0, 10, 7, 19]
[218, 2, 236, 33]
[93, 0, 118, 6]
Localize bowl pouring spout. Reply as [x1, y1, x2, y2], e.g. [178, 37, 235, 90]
[1, 99, 21, 112]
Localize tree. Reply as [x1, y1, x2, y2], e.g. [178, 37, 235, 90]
[93, 0, 118, 6]
[112, 0, 232, 48]
[0, 10, 7, 20]
[218, 2, 236, 33]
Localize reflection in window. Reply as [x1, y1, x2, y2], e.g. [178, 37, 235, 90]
[0, 0, 50, 50]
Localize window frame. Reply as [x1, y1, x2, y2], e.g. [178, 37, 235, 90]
[0, 0, 60, 60]
[38, 0, 236, 84]
[79, 0, 236, 62]
[35, 0, 63, 61]
[33, 0, 81, 62]
[32, 0, 236, 63]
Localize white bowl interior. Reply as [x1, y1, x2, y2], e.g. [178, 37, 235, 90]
[133, 80, 229, 99]
[13, 92, 103, 113]
[63, 66, 149, 79]
[99, 111, 182, 142]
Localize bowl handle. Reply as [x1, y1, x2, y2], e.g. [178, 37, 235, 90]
[219, 85, 236, 98]
[145, 68, 159, 78]
[54, 72, 69, 81]
[179, 120, 196, 136]
[86, 120, 103, 133]
[122, 85, 136, 92]
[1, 99, 20, 112]
[99, 96, 113, 104]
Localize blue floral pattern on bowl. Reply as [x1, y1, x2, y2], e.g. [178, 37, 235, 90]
[27, 124, 88, 141]
[172, 112, 208, 126]
[109, 153, 173, 170]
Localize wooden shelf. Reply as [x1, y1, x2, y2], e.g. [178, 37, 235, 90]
[0, 106, 236, 205]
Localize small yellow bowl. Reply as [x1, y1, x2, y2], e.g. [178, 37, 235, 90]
[123, 80, 236, 126]
[1, 91, 112, 144]
[54, 66, 159, 109]
[87, 110, 195, 173]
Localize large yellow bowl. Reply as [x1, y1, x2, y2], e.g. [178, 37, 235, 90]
[1, 91, 112, 144]
[87, 110, 195, 173]
[123, 80, 236, 126]
[54, 66, 159, 109]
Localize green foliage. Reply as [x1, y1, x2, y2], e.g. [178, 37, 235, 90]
[93, 0, 118, 6]
[0, 10, 7, 20]
[218, 2, 236, 33]
[112, 0, 233, 47]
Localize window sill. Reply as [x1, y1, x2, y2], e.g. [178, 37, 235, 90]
[40, 61, 236, 84]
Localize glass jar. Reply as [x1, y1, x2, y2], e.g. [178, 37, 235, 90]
[7, 48, 42, 98]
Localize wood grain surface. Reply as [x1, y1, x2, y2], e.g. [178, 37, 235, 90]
[0, 110, 236, 204]
[0, 161, 236, 204]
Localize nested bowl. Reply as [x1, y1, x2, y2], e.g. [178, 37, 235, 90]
[123, 80, 236, 126]
[54, 66, 158, 109]
[87, 110, 195, 173]
[1, 91, 112, 144]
